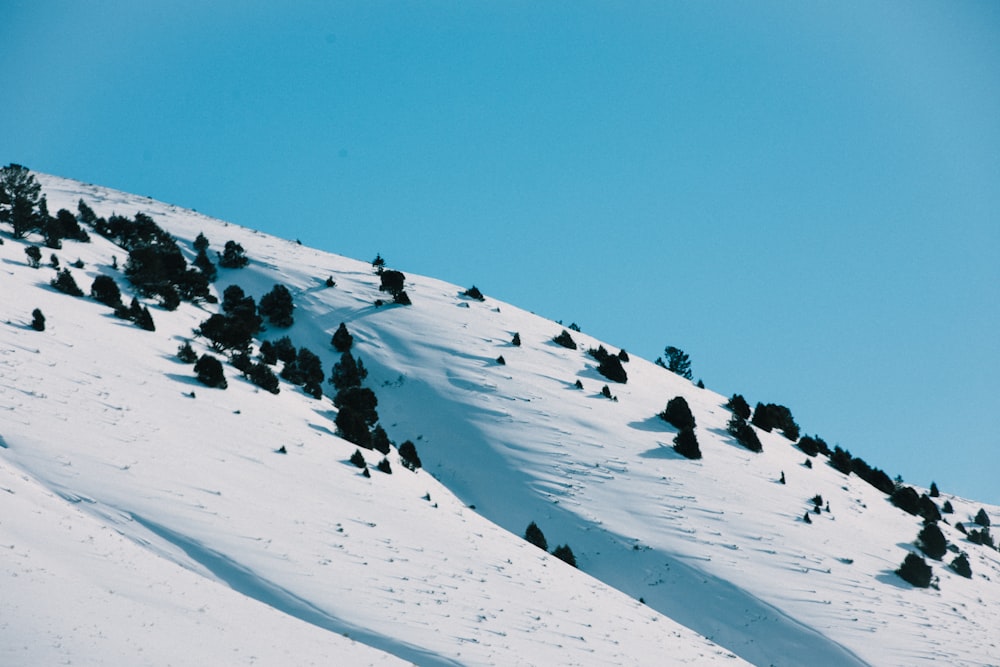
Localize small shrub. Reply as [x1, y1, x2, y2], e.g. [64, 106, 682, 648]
[350, 449, 367, 469]
[891, 486, 921, 516]
[829, 446, 853, 475]
[194, 354, 227, 389]
[49, 253, 59, 268]
[50, 269, 84, 296]
[325, 276, 335, 288]
[393, 289, 411, 305]
[660, 396, 695, 431]
[917, 523, 948, 560]
[751, 403, 800, 441]
[376, 457, 392, 474]
[727, 414, 762, 452]
[618, 349, 629, 362]
[552, 330, 577, 350]
[463, 285, 485, 301]
[512, 332, 521, 347]
[30, 308, 45, 331]
[589, 346, 627, 383]
[90, 275, 122, 308]
[950, 553, 972, 578]
[399, 440, 422, 470]
[574, 379, 583, 389]
[218, 240, 249, 268]
[249, 362, 280, 394]
[331, 322, 353, 352]
[673, 428, 702, 460]
[552, 544, 577, 567]
[942, 500, 954, 514]
[134, 305, 156, 331]
[177, 341, 198, 363]
[929, 482, 939, 498]
[24, 245, 42, 268]
[975, 508, 991, 527]
[896, 553, 933, 588]
[496, 355, 506, 365]
[379, 269, 405, 296]
[601, 385, 612, 399]
[726, 394, 751, 420]
[797, 435, 829, 458]
[524, 522, 548, 551]
[259, 283, 295, 327]
[371, 425, 392, 455]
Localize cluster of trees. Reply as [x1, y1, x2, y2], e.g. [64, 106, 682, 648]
[0, 164, 89, 246]
[523, 521, 577, 568]
[750, 403, 799, 441]
[724, 395, 761, 452]
[655, 346, 692, 380]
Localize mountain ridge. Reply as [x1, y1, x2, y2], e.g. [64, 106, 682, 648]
[1, 171, 997, 666]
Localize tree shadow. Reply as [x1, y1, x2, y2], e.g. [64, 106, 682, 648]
[639, 441, 683, 460]
[627, 415, 675, 434]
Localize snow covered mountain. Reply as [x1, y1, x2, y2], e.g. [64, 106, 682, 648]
[1, 172, 998, 666]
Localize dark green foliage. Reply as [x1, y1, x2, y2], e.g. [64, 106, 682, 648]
[218, 240, 249, 268]
[230, 352, 253, 375]
[193, 232, 210, 252]
[335, 407, 372, 448]
[727, 414, 762, 452]
[330, 351, 368, 391]
[896, 553, 933, 588]
[968, 527, 995, 549]
[72, 258, 85, 269]
[393, 289, 411, 305]
[177, 341, 198, 363]
[371, 425, 392, 455]
[655, 346, 692, 380]
[399, 440, 422, 470]
[248, 362, 279, 394]
[917, 523, 947, 560]
[134, 305, 155, 331]
[751, 403, 799, 441]
[56, 207, 88, 241]
[673, 428, 702, 460]
[331, 322, 353, 352]
[891, 486, 921, 516]
[30, 308, 45, 331]
[803, 512, 812, 524]
[496, 355, 506, 365]
[588, 346, 627, 383]
[25, 245, 41, 268]
[929, 482, 939, 498]
[281, 347, 324, 387]
[198, 286, 261, 352]
[194, 354, 227, 389]
[304, 381, 323, 399]
[512, 332, 521, 347]
[49, 253, 59, 268]
[524, 522, 548, 551]
[811, 494, 824, 508]
[174, 268, 211, 302]
[797, 435, 829, 458]
[552, 544, 577, 567]
[379, 269, 405, 296]
[829, 446, 853, 475]
[159, 284, 181, 311]
[975, 508, 991, 527]
[726, 394, 751, 420]
[259, 340, 277, 365]
[950, 553, 972, 578]
[334, 387, 379, 427]
[259, 283, 294, 327]
[372, 253, 385, 272]
[0, 164, 42, 238]
[918, 495, 941, 523]
[350, 449, 367, 469]
[574, 379, 583, 389]
[553, 330, 577, 349]
[51, 269, 84, 296]
[660, 396, 695, 431]
[325, 276, 335, 288]
[271, 336, 297, 364]
[376, 458, 392, 474]
[851, 458, 895, 495]
[463, 285, 485, 300]
[618, 349, 629, 362]
[568, 322, 581, 332]
[601, 385, 612, 399]
[942, 500, 954, 514]
[77, 199, 97, 227]
[193, 247, 217, 282]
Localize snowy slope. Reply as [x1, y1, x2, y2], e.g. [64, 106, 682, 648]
[2, 172, 999, 666]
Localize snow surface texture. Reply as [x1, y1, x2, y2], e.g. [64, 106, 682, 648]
[0, 173, 997, 666]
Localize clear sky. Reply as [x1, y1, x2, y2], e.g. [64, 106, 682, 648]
[3, 1, 998, 504]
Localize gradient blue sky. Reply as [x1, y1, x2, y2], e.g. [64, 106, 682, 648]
[3, 2, 998, 504]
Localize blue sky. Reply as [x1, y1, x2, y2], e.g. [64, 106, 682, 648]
[3, 1, 998, 504]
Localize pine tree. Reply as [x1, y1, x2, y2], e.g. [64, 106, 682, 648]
[331, 322, 353, 352]
[259, 283, 294, 327]
[917, 523, 947, 560]
[194, 354, 227, 389]
[524, 522, 548, 551]
[399, 440, 422, 470]
[660, 396, 696, 431]
[896, 553, 933, 588]
[673, 428, 702, 460]
[51, 269, 84, 296]
[218, 240, 249, 268]
[0, 164, 42, 239]
[24, 245, 41, 268]
[90, 275, 122, 307]
[552, 544, 577, 567]
[656, 346, 692, 379]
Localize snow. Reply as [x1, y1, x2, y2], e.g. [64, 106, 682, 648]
[1, 172, 998, 666]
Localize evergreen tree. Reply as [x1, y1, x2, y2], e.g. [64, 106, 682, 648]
[950, 553, 972, 579]
[248, 362, 280, 394]
[552, 330, 577, 350]
[929, 482, 940, 498]
[334, 387, 379, 427]
[193, 232, 210, 252]
[974, 508, 991, 527]
[331, 322, 353, 352]
[193, 247, 217, 282]
[512, 332, 521, 347]
[379, 269, 406, 297]
[54, 208, 89, 242]
[726, 394, 752, 420]
[30, 308, 45, 331]
[134, 305, 156, 331]
[177, 341, 198, 363]
[524, 522, 548, 551]
[271, 336, 297, 364]
[463, 285, 485, 301]
[194, 354, 227, 388]
[371, 425, 392, 455]
[376, 457, 392, 474]
[335, 407, 372, 448]
[218, 240, 249, 268]
[259, 283, 294, 327]
[660, 396, 696, 431]
[917, 523, 948, 560]
[673, 428, 702, 460]
[655, 346, 692, 379]
[0, 164, 42, 238]
[24, 245, 41, 268]
[350, 449, 367, 469]
[399, 440, 422, 470]
[896, 553, 933, 588]
[51, 269, 84, 296]
[552, 544, 577, 567]
[330, 351, 367, 391]
[727, 414, 762, 452]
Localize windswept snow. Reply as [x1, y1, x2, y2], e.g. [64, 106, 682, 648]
[1, 173, 998, 666]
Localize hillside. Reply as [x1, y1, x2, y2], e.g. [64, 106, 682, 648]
[1, 171, 998, 666]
